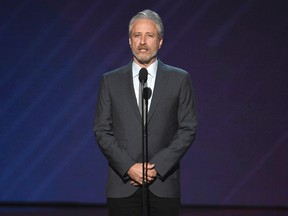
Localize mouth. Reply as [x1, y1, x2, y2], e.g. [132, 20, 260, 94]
[138, 47, 149, 52]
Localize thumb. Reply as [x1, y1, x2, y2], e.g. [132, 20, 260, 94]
[146, 163, 155, 169]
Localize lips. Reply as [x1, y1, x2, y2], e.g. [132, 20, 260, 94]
[138, 46, 149, 52]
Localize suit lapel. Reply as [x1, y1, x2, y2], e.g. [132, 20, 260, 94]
[123, 63, 142, 122]
[148, 61, 168, 124]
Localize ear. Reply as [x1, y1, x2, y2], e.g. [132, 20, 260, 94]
[159, 38, 163, 48]
[129, 38, 132, 47]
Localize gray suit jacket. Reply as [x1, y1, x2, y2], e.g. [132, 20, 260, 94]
[93, 60, 197, 198]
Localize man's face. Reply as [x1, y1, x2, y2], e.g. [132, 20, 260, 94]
[129, 18, 163, 67]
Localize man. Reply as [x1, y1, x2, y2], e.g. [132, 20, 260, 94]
[94, 9, 197, 216]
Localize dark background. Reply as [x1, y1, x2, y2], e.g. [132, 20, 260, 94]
[0, 0, 287, 207]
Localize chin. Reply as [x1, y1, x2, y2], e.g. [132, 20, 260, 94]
[136, 56, 156, 64]
[138, 59, 153, 65]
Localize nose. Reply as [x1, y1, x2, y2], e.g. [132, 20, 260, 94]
[140, 36, 146, 45]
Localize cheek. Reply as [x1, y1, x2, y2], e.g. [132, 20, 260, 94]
[130, 40, 137, 48]
[130, 43, 137, 50]
[152, 42, 160, 50]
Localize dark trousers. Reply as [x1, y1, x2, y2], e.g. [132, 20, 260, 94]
[107, 188, 180, 216]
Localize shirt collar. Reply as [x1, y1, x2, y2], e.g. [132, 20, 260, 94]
[132, 60, 158, 78]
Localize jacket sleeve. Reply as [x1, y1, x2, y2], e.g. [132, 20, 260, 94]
[150, 73, 198, 180]
[93, 74, 135, 181]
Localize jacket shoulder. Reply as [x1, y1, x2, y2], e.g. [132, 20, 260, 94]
[160, 62, 188, 77]
[104, 63, 131, 78]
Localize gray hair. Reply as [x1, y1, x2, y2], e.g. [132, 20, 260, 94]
[129, 9, 164, 38]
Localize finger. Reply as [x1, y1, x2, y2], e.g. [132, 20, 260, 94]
[147, 170, 157, 178]
[148, 176, 156, 181]
[145, 163, 155, 169]
[130, 180, 141, 186]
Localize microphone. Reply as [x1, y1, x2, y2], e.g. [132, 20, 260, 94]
[139, 68, 150, 216]
[143, 87, 152, 100]
[139, 68, 148, 84]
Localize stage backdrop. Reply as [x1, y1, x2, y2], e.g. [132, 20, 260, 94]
[1, 0, 287, 206]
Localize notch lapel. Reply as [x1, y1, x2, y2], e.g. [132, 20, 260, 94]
[147, 62, 168, 124]
[123, 64, 142, 122]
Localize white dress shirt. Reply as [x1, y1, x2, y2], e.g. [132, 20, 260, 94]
[132, 60, 158, 112]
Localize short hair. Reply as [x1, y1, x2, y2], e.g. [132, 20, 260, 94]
[129, 9, 164, 38]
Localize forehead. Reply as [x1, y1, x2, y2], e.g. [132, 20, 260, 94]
[131, 18, 158, 33]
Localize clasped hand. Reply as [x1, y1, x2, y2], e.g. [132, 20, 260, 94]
[127, 163, 157, 186]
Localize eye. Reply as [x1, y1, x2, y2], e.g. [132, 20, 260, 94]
[134, 33, 141, 38]
[147, 34, 154, 37]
